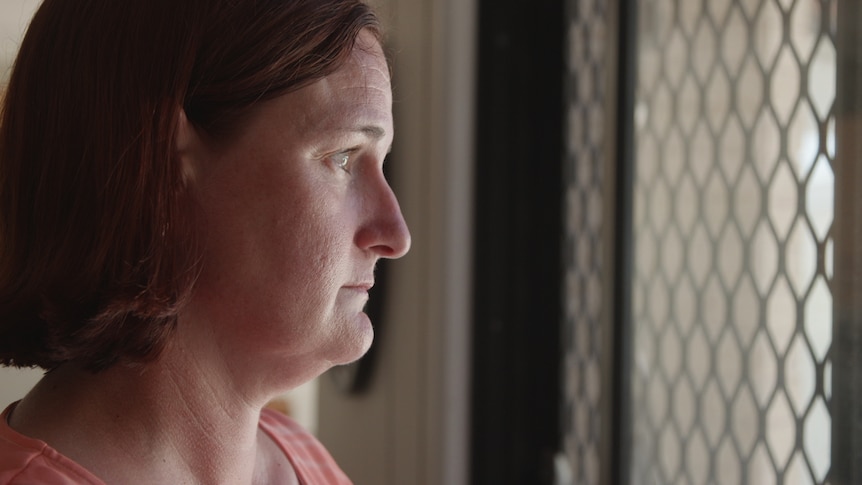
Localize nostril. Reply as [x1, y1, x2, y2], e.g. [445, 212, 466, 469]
[384, 222, 411, 259]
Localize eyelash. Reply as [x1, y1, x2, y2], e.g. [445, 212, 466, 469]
[329, 148, 390, 175]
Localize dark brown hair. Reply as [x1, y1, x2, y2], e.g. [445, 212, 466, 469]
[0, 0, 381, 371]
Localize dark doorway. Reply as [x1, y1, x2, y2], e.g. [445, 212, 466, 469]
[471, 1, 566, 484]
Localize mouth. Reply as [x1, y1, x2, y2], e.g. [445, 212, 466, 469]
[344, 281, 374, 292]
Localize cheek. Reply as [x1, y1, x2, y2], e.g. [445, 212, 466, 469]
[260, 198, 353, 299]
[192, 153, 359, 307]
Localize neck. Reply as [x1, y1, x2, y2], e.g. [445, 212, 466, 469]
[9, 349, 270, 484]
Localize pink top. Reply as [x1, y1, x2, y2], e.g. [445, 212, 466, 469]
[0, 403, 351, 484]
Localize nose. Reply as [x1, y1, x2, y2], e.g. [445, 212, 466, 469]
[356, 176, 411, 259]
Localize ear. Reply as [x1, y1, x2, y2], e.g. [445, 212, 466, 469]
[175, 109, 203, 185]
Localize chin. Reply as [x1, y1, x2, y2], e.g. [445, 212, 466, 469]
[329, 312, 375, 366]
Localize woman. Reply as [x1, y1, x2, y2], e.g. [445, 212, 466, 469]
[0, 0, 410, 483]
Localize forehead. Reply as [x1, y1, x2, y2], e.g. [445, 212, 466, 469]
[212, 33, 393, 153]
[291, 34, 392, 135]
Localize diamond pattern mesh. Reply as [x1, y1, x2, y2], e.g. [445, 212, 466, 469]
[627, 0, 835, 484]
[563, 0, 610, 483]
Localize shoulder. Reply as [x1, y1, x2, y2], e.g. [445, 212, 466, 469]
[0, 404, 104, 485]
[259, 408, 352, 485]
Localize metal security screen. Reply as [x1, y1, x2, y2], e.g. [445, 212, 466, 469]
[626, 0, 836, 483]
[562, 0, 613, 483]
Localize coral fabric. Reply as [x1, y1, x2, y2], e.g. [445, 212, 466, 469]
[0, 403, 351, 484]
[0, 403, 103, 484]
[259, 408, 352, 484]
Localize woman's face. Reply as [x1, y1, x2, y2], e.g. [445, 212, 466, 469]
[184, 31, 410, 379]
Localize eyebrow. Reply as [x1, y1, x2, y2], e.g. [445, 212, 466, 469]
[356, 125, 386, 140]
[354, 125, 392, 154]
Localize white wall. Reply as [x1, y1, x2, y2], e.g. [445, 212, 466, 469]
[0, 367, 42, 410]
[0, 0, 40, 74]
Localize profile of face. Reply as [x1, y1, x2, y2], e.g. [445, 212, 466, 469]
[181, 30, 410, 377]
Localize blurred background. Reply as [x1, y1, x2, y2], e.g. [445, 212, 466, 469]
[1, 0, 858, 484]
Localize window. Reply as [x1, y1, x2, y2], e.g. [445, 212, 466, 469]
[562, 1, 855, 484]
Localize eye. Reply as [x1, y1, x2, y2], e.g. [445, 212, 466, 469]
[337, 153, 350, 170]
[331, 151, 354, 173]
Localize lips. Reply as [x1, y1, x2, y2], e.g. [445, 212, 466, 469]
[344, 282, 373, 291]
